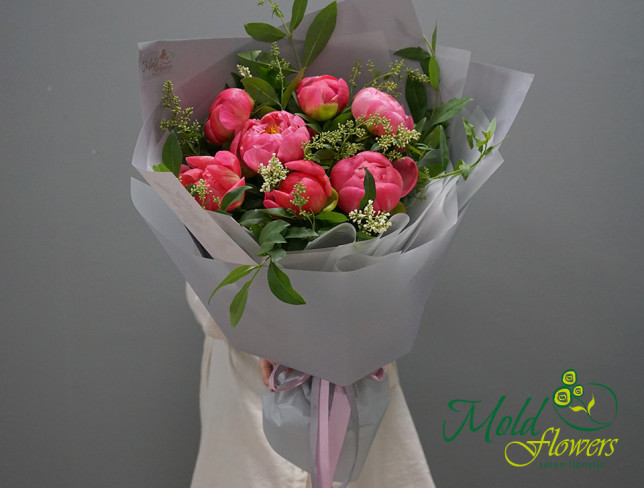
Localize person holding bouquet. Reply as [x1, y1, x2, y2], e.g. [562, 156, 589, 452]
[185, 283, 436, 488]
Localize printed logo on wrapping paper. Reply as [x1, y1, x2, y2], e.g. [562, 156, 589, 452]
[441, 369, 619, 470]
[140, 49, 174, 79]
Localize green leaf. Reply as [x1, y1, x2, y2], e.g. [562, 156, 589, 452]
[285, 238, 309, 251]
[267, 261, 306, 305]
[431, 23, 438, 54]
[281, 68, 305, 109]
[286, 227, 319, 239]
[428, 56, 440, 91]
[462, 118, 476, 149]
[256, 105, 277, 117]
[237, 50, 259, 69]
[267, 247, 287, 262]
[237, 50, 268, 75]
[569, 405, 588, 413]
[162, 131, 183, 176]
[418, 149, 444, 177]
[208, 264, 257, 303]
[358, 167, 377, 210]
[423, 125, 442, 148]
[230, 281, 253, 327]
[457, 160, 473, 179]
[152, 163, 170, 172]
[237, 50, 298, 75]
[439, 125, 449, 171]
[315, 211, 348, 223]
[414, 117, 427, 133]
[302, 1, 337, 67]
[587, 394, 595, 414]
[323, 112, 353, 131]
[244, 22, 286, 42]
[257, 241, 284, 256]
[242, 77, 281, 107]
[485, 117, 497, 142]
[239, 209, 272, 227]
[259, 219, 290, 246]
[311, 149, 337, 163]
[428, 97, 471, 126]
[405, 76, 428, 123]
[290, 0, 308, 31]
[219, 185, 251, 212]
[393, 46, 430, 64]
[265, 207, 294, 219]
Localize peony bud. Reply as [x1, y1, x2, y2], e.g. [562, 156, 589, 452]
[204, 88, 254, 145]
[351, 87, 414, 136]
[295, 75, 349, 122]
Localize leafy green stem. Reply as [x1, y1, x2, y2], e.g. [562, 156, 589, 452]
[432, 151, 485, 180]
[407, 144, 424, 157]
[280, 20, 303, 69]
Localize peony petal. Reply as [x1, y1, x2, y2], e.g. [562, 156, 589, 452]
[285, 160, 326, 177]
[392, 157, 419, 197]
[178, 167, 203, 187]
[374, 182, 402, 213]
[222, 177, 247, 211]
[213, 150, 242, 176]
[337, 185, 365, 213]
[185, 156, 214, 170]
[204, 166, 242, 194]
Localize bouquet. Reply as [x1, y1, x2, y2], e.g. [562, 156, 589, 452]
[131, 0, 533, 485]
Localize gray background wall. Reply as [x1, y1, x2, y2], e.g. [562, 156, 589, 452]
[1, 0, 641, 487]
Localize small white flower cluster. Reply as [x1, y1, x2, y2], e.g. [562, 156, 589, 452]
[258, 154, 288, 192]
[237, 65, 252, 78]
[188, 179, 217, 209]
[349, 200, 392, 235]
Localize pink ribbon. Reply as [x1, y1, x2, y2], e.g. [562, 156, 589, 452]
[268, 366, 386, 488]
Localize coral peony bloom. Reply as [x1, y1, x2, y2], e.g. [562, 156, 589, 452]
[295, 75, 349, 121]
[231, 111, 311, 173]
[330, 151, 418, 213]
[264, 160, 332, 216]
[204, 88, 254, 145]
[351, 87, 414, 136]
[180, 151, 246, 211]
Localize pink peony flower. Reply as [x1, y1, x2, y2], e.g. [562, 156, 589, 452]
[295, 75, 349, 121]
[330, 151, 418, 213]
[264, 160, 332, 216]
[204, 88, 254, 145]
[180, 151, 246, 211]
[351, 87, 414, 136]
[231, 111, 311, 173]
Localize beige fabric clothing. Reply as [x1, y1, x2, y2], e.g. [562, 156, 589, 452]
[186, 284, 435, 488]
